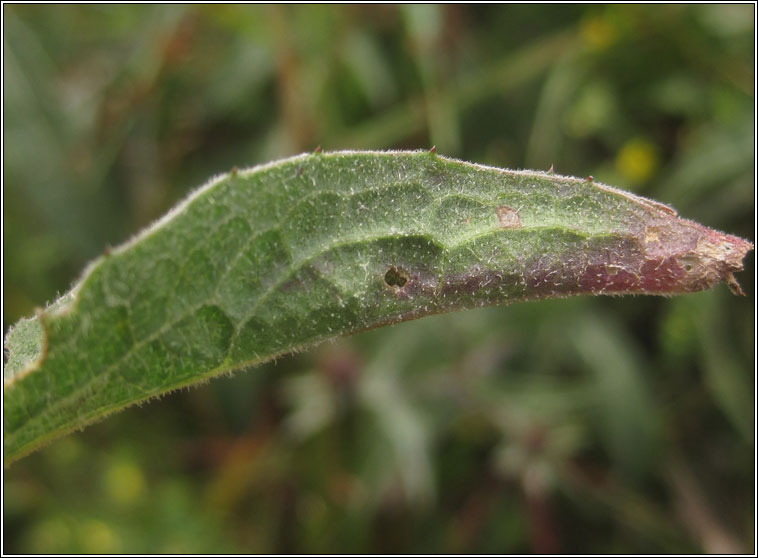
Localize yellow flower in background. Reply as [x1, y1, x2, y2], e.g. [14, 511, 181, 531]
[580, 14, 616, 51]
[616, 138, 660, 183]
[79, 519, 119, 554]
[104, 460, 146, 506]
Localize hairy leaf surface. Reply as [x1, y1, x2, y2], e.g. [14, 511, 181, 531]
[4, 151, 752, 464]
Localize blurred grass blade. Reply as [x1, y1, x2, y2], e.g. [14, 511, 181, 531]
[3, 150, 752, 464]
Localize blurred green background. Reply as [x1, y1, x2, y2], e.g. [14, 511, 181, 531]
[3, 4, 754, 553]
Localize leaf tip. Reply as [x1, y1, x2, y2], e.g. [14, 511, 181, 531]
[676, 229, 752, 296]
[724, 272, 746, 296]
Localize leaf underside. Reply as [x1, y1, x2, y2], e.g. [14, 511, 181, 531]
[3, 150, 752, 464]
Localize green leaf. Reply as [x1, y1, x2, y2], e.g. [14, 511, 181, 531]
[3, 150, 752, 464]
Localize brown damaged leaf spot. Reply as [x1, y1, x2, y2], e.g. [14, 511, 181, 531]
[644, 226, 661, 244]
[496, 206, 522, 229]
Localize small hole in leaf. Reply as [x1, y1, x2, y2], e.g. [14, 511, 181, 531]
[384, 267, 409, 289]
[678, 255, 699, 273]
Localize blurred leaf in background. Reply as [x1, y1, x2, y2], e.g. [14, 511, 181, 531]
[3, 4, 754, 554]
